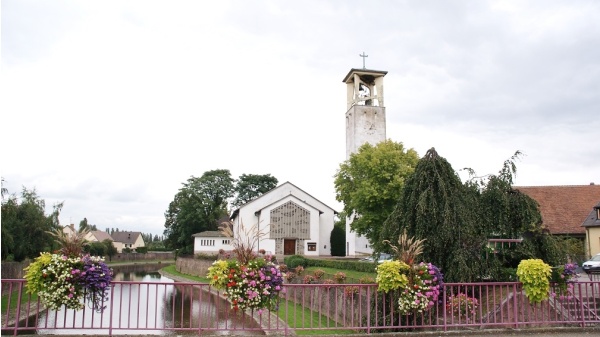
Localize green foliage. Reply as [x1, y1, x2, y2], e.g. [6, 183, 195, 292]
[86, 242, 107, 256]
[135, 246, 148, 254]
[163, 169, 235, 254]
[330, 224, 346, 256]
[1, 187, 62, 261]
[516, 259, 552, 303]
[383, 148, 485, 282]
[375, 260, 409, 292]
[23, 252, 52, 296]
[232, 173, 278, 207]
[334, 140, 419, 252]
[103, 240, 118, 261]
[285, 255, 308, 269]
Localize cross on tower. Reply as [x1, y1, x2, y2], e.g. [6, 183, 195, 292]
[359, 52, 368, 69]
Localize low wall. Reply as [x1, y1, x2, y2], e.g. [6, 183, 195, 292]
[110, 251, 175, 262]
[1, 260, 30, 280]
[176, 257, 216, 277]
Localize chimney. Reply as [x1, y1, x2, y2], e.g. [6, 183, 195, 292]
[591, 182, 595, 185]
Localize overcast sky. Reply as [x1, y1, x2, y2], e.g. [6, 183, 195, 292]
[2, 1, 599, 236]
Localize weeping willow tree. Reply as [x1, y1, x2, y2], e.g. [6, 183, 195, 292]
[383, 148, 486, 282]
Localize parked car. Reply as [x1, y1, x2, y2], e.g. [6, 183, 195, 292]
[360, 253, 393, 263]
[582, 253, 600, 274]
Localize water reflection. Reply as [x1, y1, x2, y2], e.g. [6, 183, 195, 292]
[28, 264, 263, 335]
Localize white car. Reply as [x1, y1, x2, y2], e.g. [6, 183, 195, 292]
[582, 254, 600, 274]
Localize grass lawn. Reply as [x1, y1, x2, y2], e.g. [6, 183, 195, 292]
[277, 299, 357, 335]
[160, 264, 211, 283]
[304, 266, 376, 283]
[1, 287, 37, 312]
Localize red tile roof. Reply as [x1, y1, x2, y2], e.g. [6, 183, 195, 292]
[516, 185, 600, 235]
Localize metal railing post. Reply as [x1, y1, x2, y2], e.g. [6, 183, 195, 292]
[108, 283, 115, 336]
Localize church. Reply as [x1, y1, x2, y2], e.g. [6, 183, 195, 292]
[193, 64, 389, 258]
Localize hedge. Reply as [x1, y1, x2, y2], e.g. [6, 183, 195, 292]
[283, 255, 377, 273]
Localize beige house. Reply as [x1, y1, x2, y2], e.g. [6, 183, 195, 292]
[582, 202, 600, 256]
[111, 231, 145, 253]
[84, 230, 113, 243]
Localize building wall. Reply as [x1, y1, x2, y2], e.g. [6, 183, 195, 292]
[193, 237, 233, 254]
[586, 227, 600, 257]
[232, 183, 335, 257]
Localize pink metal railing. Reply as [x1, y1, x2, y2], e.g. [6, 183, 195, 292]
[2, 279, 599, 335]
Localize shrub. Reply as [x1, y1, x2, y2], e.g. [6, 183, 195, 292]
[359, 276, 375, 284]
[330, 225, 346, 256]
[344, 286, 359, 296]
[323, 278, 335, 289]
[333, 272, 347, 284]
[447, 293, 478, 319]
[294, 265, 304, 275]
[278, 264, 288, 273]
[303, 275, 315, 284]
[285, 255, 308, 269]
[135, 247, 148, 254]
[285, 272, 297, 282]
[516, 259, 552, 303]
[313, 269, 325, 279]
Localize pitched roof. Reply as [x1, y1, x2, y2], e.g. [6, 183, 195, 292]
[192, 231, 227, 238]
[111, 231, 142, 244]
[90, 231, 113, 242]
[516, 185, 600, 235]
[582, 202, 600, 228]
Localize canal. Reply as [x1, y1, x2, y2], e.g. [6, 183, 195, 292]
[24, 263, 264, 335]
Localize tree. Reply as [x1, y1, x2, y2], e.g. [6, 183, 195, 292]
[232, 174, 278, 208]
[1, 187, 63, 261]
[383, 148, 485, 282]
[163, 169, 235, 255]
[334, 140, 419, 252]
[103, 239, 118, 261]
[330, 218, 346, 256]
[79, 218, 89, 232]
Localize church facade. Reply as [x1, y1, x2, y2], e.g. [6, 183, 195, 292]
[193, 182, 336, 257]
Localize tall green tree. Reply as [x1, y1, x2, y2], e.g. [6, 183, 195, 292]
[232, 174, 278, 208]
[79, 218, 89, 232]
[1, 187, 63, 261]
[383, 148, 485, 282]
[163, 169, 235, 254]
[334, 140, 419, 252]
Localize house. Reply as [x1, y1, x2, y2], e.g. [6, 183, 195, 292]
[582, 202, 600, 256]
[62, 224, 76, 236]
[193, 182, 337, 257]
[111, 231, 145, 253]
[517, 184, 600, 257]
[84, 230, 113, 243]
[192, 231, 232, 255]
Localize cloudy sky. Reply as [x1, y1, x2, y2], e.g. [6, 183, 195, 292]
[2, 1, 599, 236]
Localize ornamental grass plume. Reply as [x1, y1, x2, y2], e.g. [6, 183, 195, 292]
[384, 229, 425, 265]
[219, 220, 267, 265]
[47, 227, 90, 257]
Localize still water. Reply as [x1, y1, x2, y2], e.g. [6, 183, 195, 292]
[28, 264, 264, 335]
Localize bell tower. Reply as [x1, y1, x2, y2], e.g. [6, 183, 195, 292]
[343, 60, 388, 257]
[343, 67, 388, 159]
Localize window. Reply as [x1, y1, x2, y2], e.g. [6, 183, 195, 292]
[200, 239, 215, 246]
[222, 239, 230, 245]
[307, 242, 316, 251]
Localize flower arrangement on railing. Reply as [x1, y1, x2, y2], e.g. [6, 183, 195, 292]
[551, 262, 579, 299]
[23, 228, 113, 312]
[377, 230, 444, 315]
[24, 253, 112, 311]
[516, 258, 552, 303]
[447, 293, 478, 320]
[207, 221, 285, 313]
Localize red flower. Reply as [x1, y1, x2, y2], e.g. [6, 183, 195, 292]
[414, 285, 419, 289]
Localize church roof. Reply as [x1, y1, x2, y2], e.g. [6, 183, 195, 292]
[342, 68, 388, 83]
[230, 181, 338, 219]
[516, 184, 600, 235]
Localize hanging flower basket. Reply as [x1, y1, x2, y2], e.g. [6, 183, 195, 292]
[24, 253, 113, 311]
[208, 255, 285, 313]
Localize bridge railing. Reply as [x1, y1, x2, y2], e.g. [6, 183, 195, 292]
[2, 279, 599, 335]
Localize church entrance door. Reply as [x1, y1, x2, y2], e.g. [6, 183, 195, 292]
[284, 239, 296, 255]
